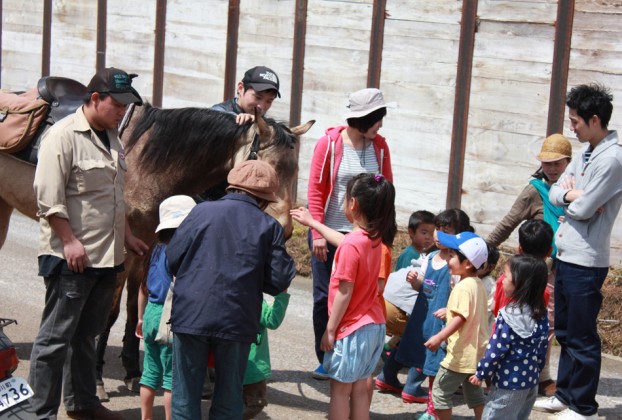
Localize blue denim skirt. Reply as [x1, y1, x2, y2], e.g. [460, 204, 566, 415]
[323, 323, 385, 383]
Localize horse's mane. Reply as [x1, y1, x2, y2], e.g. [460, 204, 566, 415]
[125, 103, 296, 176]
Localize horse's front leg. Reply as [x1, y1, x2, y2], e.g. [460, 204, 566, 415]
[120, 251, 147, 391]
[0, 197, 14, 250]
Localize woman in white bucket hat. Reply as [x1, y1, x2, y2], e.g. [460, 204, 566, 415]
[306, 88, 394, 378]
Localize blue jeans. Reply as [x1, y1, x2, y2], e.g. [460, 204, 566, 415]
[308, 230, 337, 364]
[554, 260, 608, 416]
[483, 385, 537, 420]
[28, 272, 116, 419]
[172, 333, 250, 420]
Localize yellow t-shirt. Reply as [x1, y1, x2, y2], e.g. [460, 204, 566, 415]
[440, 276, 490, 374]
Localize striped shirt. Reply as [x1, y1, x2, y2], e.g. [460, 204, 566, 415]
[324, 142, 379, 232]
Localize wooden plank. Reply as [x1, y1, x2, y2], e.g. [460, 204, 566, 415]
[575, 0, 622, 14]
[385, 0, 463, 24]
[469, 77, 551, 116]
[572, 10, 622, 31]
[569, 48, 622, 73]
[473, 32, 554, 62]
[570, 30, 622, 53]
[478, 0, 557, 23]
[48, 1, 97, 79]
[161, 0, 228, 106]
[468, 108, 548, 137]
[384, 18, 460, 41]
[472, 58, 553, 83]
[106, 0, 157, 103]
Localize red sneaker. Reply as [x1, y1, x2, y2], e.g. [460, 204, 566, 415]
[375, 378, 403, 394]
[402, 392, 428, 404]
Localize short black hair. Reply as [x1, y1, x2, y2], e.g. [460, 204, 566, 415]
[566, 83, 613, 129]
[486, 242, 500, 267]
[518, 219, 553, 259]
[434, 208, 472, 234]
[347, 107, 387, 133]
[408, 210, 435, 232]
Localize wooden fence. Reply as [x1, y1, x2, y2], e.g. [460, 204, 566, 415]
[2, 0, 621, 263]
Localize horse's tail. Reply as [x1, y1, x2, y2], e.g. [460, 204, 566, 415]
[125, 103, 158, 154]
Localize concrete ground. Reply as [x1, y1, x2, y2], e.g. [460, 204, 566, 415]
[2, 213, 622, 419]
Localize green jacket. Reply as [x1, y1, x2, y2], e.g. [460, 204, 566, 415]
[244, 292, 291, 385]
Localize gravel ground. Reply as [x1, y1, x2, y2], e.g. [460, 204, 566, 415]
[2, 213, 621, 419]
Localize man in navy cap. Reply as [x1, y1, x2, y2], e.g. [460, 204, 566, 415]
[212, 65, 281, 125]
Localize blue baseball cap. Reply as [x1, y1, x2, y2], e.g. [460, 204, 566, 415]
[436, 231, 488, 269]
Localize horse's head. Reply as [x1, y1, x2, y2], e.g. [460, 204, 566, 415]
[234, 115, 314, 238]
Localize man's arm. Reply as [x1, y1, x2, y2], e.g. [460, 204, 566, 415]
[564, 159, 622, 220]
[48, 215, 87, 273]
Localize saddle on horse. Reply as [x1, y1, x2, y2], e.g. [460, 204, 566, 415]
[0, 76, 87, 163]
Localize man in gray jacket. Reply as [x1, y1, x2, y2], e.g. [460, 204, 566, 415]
[534, 84, 622, 419]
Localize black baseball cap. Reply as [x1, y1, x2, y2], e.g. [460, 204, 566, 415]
[87, 67, 143, 105]
[242, 66, 281, 98]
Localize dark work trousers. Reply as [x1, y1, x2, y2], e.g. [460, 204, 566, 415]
[554, 260, 608, 416]
[308, 229, 338, 364]
[28, 271, 116, 419]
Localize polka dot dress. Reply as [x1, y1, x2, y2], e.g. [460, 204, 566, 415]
[474, 310, 548, 390]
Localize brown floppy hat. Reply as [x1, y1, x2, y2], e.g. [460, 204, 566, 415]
[537, 134, 572, 162]
[226, 160, 279, 203]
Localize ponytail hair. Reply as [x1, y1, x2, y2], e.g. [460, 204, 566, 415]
[346, 173, 397, 246]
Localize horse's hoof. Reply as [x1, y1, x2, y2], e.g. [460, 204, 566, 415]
[96, 384, 110, 402]
[123, 376, 141, 393]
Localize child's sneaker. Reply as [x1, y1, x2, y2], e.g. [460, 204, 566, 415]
[311, 364, 329, 380]
[375, 377, 403, 394]
[401, 391, 428, 404]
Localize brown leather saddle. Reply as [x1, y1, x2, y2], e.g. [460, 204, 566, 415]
[13, 76, 88, 164]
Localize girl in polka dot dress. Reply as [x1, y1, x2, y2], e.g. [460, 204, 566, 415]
[469, 254, 549, 420]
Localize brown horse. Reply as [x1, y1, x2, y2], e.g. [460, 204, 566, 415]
[0, 103, 314, 389]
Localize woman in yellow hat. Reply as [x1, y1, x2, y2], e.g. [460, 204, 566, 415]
[486, 133, 572, 398]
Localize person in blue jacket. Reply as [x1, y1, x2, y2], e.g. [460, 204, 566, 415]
[166, 160, 295, 420]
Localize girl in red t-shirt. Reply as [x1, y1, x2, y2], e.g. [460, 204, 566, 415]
[292, 172, 397, 419]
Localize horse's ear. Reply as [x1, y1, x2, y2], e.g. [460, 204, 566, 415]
[255, 107, 271, 140]
[290, 120, 315, 136]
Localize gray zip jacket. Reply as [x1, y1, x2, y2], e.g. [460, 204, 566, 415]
[549, 130, 622, 267]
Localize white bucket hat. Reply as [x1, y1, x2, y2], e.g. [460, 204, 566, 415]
[155, 195, 197, 233]
[344, 88, 395, 119]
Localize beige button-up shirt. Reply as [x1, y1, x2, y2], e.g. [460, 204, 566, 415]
[34, 106, 127, 268]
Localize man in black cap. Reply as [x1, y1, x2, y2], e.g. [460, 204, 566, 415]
[212, 65, 281, 125]
[29, 67, 148, 420]
[198, 66, 281, 204]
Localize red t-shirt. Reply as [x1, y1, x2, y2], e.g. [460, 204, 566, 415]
[329, 230, 385, 340]
[492, 272, 550, 318]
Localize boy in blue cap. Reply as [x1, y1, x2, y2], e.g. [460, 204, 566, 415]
[423, 231, 489, 420]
